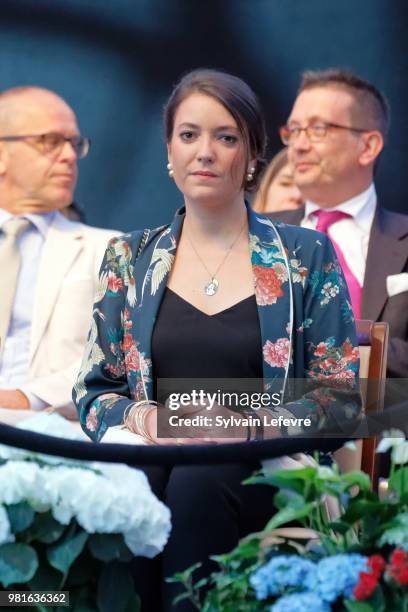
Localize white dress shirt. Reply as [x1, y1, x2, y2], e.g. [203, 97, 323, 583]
[302, 184, 377, 286]
[0, 209, 56, 409]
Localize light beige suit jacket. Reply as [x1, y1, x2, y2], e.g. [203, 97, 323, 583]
[25, 212, 119, 407]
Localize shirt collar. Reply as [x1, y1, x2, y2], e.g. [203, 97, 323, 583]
[305, 183, 377, 234]
[0, 209, 56, 239]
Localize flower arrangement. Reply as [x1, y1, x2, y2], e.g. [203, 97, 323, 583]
[0, 413, 171, 610]
[171, 433, 408, 611]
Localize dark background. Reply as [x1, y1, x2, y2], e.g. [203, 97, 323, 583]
[1, 0, 406, 231]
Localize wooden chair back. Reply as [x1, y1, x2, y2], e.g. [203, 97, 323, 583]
[334, 319, 389, 489]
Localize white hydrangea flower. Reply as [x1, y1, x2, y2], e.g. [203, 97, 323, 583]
[376, 431, 408, 466]
[0, 414, 172, 557]
[394, 441, 408, 465]
[0, 462, 42, 505]
[17, 412, 82, 439]
[0, 413, 84, 466]
[0, 505, 14, 545]
[48, 466, 102, 525]
[376, 433, 404, 454]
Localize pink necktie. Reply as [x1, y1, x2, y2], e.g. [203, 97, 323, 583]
[313, 210, 361, 319]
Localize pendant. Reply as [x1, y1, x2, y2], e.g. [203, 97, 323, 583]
[205, 278, 219, 296]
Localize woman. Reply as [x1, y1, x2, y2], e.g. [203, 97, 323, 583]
[74, 69, 360, 610]
[252, 147, 303, 213]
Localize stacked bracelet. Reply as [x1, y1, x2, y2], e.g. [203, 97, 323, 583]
[123, 400, 158, 444]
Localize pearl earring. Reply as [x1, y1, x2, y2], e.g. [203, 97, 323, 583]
[167, 162, 174, 178]
[246, 166, 255, 181]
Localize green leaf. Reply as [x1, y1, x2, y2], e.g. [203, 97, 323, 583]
[6, 502, 35, 533]
[341, 471, 372, 491]
[273, 490, 302, 510]
[25, 511, 66, 544]
[66, 550, 97, 587]
[341, 500, 386, 524]
[389, 466, 408, 497]
[47, 530, 88, 575]
[367, 585, 386, 612]
[88, 534, 133, 562]
[172, 591, 194, 606]
[329, 520, 353, 535]
[264, 501, 315, 530]
[315, 480, 348, 497]
[319, 534, 339, 555]
[166, 562, 202, 584]
[209, 537, 260, 570]
[378, 512, 408, 549]
[97, 561, 135, 612]
[344, 600, 373, 611]
[28, 560, 62, 591]
[274, 491, 306, 511]
[261, 466, 318, 494]
[0, 543, 38, 587]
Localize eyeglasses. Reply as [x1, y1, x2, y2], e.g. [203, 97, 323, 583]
[0, 132, 91, 158]
[279, 122, 369, 145]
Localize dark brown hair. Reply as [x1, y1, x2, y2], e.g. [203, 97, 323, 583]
[163, 68, 267, 191]
[299, 68, 390, 140]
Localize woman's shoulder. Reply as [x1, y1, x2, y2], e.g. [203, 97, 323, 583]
[106, 223, 170, 254]
[270, 218, 332, 251]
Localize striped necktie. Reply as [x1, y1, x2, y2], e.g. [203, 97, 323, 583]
[0, 217, 31, 351]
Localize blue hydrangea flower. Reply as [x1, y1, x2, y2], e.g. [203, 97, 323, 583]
[304, 554, 368, 602]
[250, 555, 316, 600]
[270, 592, 331, 612]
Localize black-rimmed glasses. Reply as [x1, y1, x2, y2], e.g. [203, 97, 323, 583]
[0, 132, 91, 158]
[279, 122, 369, 145]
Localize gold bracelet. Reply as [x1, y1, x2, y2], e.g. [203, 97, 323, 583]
[131, 406, 157, 445]
[123, 399, 159, 431]
[123, 401, 158, 444]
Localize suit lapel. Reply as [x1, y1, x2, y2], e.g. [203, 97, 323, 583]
[362, 207, 408, 320]
[30, 214, 83, 362]
[248, 208, 292, 383]
[132, 210, 183, 400]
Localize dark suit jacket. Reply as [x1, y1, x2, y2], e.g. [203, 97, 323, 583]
[266, 206, 408, 377]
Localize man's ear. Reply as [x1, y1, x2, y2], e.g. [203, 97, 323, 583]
[358, 130, 384, 167]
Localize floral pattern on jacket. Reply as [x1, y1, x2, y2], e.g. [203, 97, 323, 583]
[73, 205, 360, 441]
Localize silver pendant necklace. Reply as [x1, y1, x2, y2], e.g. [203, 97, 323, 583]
[204, 278, 219, 296]
[186, 220, 246, 296]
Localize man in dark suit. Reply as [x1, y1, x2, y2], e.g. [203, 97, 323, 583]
[267, 68, 408, 378]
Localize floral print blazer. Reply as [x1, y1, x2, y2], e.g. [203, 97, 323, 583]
[74, 204, 360, 442]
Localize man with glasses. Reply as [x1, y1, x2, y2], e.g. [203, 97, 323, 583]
[0, 86, 118, 411]
[267, 68, 408, 378]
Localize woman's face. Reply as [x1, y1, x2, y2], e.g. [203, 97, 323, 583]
[264, 163, 303, 212]
[168, 92, 252, 206]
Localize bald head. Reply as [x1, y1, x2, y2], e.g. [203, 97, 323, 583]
[0, 87, 77, 134]
[0, 86, 81, 215]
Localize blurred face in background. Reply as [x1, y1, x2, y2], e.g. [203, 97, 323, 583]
[263, 162, 303, 212]
[0, 89, 80, 215]
[285, 86, 381, 206]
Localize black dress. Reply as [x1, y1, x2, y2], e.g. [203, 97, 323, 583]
[133, 289, 276, 612]
[152, 288, 263, 379]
